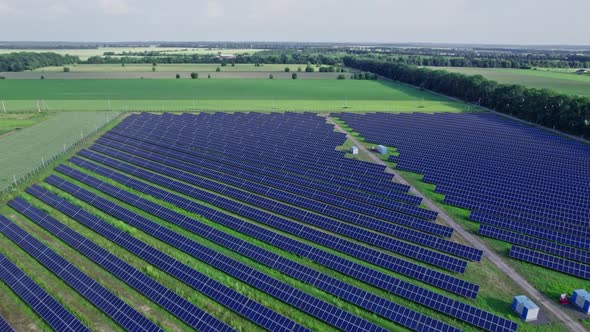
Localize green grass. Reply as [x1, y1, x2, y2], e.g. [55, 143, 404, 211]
[0, 79, 468, 112]
[0, 111, 120, 191]
[425, 67, 590, 97]
[0, 112, 48, 135]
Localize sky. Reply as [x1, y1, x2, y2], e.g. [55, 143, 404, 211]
[0, 0, 589, 45]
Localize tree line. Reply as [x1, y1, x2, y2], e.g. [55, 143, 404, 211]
[0, 52, 79, 72]
[344, 56, 590, 138]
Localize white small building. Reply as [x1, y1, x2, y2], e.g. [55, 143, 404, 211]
[512, 295, 539, 322]
[572, 289, 590, 314]
[377, 145, 387, 155]
[350, 146, 359, 155]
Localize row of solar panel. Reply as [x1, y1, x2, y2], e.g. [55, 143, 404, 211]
[0, 314, 13, 332]
[82, 147, 472, 272]
[94, 138, 457, 245]
[113, 120, 390, 183]
[509, 246, 590, 280]
[478, 225, 590, 264]
[114, 116, 390, 180]
[51, 165, 519, 332]
[0, 213, 162, 332]
[29, 182, 392, 332]
[103, 129, 421, 205]
[45, 174, 472, 332]
[8, 198, 237, 332]
[101, 131, 423, 209]
[111, 124, 409, 192]
[99, 135, 434, 220]
[0, 249, 88, 332]
[470, 211, 590, 251]
[67, 156, 478, 298]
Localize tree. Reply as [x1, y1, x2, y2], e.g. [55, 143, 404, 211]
[208, 74, 211, 78]
[152, 62, 157, 67]
[269, 74, 274, 79]
[63, 67, 70, 72]
[190, 72, 199, 79]
[284, 67, 290, 72]
[176, 74, 180, 79]
[292, 73, 298, 79]
[216, 67, 221, 72]
[231, 63, 235, 67]
[337, 74, 346, 80]
[297, 67, 302, 72]
[121, 63, 125, 67]
[152, 67, 156, 72]
[305, 65, 315, 72]
[40, 75, 44, 80]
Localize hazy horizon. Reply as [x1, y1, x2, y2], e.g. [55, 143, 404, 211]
[0, 0, 589, 45]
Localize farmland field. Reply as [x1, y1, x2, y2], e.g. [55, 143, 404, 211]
[426, 67, 590, 97]
[0, 79, 469, 112]
[0, 111, 120, 191]
[0, 113, 48, 135]
[0, 47, 262, 60]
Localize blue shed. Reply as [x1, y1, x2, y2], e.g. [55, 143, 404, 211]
[376, 145, 387, 155]
[512, 295, 539, 321]
[572, 289, 590, 314]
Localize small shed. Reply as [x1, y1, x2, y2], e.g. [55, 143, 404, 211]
[512, 295, 539, 322]
[350, 146, 359, 155]
[572, 289, 590, 314]
[377, 145, 387, 155]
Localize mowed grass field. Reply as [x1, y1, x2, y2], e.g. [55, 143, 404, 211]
[426, 67, 590, 97]
[0, 47, 262, 60]
[0, 79, 469, 112]
[0, 113, 48, 136]
[0, 111, 120, 191]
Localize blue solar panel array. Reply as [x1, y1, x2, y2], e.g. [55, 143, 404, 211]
[0, 212, 161, 332]
[81, 146, 470, 273]
[0, 314, 13, 332]
[509, 246, 590, 280]
[336, 112, 590, 279]
[43, 174, 474, 332]
[69, 153, 476, 295]
[21, 188, 308, 332]
[0, 229, 89, 332]
[7, 198, 236, 332]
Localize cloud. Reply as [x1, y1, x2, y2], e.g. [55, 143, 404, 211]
[206, 0, 224, 18]
[98, 0, 130, 15]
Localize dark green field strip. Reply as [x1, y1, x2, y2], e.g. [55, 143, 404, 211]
[0, 79, 449, 101]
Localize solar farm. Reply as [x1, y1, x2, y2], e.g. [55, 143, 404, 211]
[0, 108, 587, 332]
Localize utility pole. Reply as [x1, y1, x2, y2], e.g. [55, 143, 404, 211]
[1, 100, 6, 113]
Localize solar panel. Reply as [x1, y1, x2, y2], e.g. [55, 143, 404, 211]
[26, 185, 384, 332]
[509, 246, 590, 280]
[0, 213, 161, 332]
[0, 315, 13, 332]
[0, 242, 90, 332]
[6, 199, 236, 332]
[67, 156, 478, 297]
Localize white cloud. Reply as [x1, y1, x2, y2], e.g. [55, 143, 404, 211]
[98, 0, 130, 15]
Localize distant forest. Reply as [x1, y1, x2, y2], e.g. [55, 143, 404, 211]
[0, 52, 79, 72]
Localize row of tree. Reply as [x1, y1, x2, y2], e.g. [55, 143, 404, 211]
[343, 56, 590, 137]
[0, 52, 79, 72]
[389, 55, 589, 69]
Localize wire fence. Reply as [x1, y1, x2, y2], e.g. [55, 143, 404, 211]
[0, 113, 121, 195]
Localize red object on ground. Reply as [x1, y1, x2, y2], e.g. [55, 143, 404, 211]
[559, 294, 570, 304]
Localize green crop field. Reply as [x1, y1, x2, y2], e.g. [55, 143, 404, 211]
[0, 47, 262, 60]
[0, 111, 120, 191]
[426, 67, 590, 97]
[32, 63, 320, 72]
[0, 113, 48, 136]
[0, 79, 468, 112]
